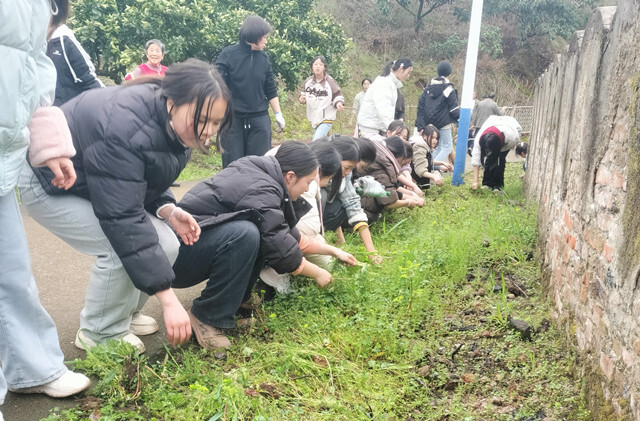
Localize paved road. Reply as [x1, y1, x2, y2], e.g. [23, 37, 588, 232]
[2, 181, 203, 421]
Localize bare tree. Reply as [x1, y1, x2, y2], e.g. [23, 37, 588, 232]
[378, 0, 454, 33]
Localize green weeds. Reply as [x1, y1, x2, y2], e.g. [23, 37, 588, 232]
[43, 164, 591, 420]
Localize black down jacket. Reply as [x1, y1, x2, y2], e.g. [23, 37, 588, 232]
[178, 155, 311, 274]
[31, 82, 190, 295]
[415, 77, 460, 131]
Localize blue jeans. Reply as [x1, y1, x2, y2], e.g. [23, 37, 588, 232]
[434, 126, 453, 163]
[312, 122, 333, 141]
[172, 220, 261, 329]
[0, 192, 67, 404]
[18, 165, 179, 343]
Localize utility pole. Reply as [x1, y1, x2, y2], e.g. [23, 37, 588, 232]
[452, 0, 484, 186]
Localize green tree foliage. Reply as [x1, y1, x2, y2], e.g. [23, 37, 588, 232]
[377, 0, 454, 33]
[455, 0, 596, 42]
[70, 0, 350, 90]
[452, 0, 595, 78]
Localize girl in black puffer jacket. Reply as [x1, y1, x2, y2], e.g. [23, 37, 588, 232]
[19, 59, 231, 352]
[174, 141, 357, 350]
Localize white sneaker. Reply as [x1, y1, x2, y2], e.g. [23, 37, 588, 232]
[75, 329, 145, 353]
[130, 313, 158, 336]
[9, 370, 91, 398]
[259, 267, 291, 293]
[0, 409, 4, 421]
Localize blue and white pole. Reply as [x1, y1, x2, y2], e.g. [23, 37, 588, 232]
[452, 0, 484, 186]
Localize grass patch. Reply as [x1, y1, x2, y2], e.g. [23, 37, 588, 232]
[177, 150, 222, 181]
[43, 164, 592, 421]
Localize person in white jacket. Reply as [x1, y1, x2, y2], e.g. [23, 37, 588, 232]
[357, 58, 413, 141]
[0, 0, 91, 415]
[299, 56, 345, 140]
[471, 115, 522, 190]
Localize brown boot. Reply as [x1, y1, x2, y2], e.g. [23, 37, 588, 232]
[187, 310, 231, 349]
[240, 293, 262, 311]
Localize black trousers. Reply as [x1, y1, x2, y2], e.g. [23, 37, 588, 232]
[172, 220, 262, 329]
[482, 150, 509, 190]
[219, 113, 272, 168]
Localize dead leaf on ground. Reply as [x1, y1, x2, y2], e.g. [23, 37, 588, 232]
[312, 355, 328, 367]
[244, 389, 259, 397]
[461, 373, 476, 383]
[258, 383, 282, 399]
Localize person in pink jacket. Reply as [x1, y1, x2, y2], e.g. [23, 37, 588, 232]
[124, 39, 169, 80]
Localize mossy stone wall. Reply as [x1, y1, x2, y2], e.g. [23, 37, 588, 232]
[526, 2, 640, 419]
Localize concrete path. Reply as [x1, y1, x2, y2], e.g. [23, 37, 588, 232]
[2, 181, 203, 421]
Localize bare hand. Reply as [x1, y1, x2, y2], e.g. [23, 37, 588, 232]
[368, 253, 383, 265]
[164, 304, 191, 346]
[170, 208, 201, 245]
[299, 95, 306, 104]
[336, 250, 358, 266]
[336, 102, 345, 111]
[156, 289, 192, 346]
[314, 268, 333, 288]
[45, 157, 76, 190]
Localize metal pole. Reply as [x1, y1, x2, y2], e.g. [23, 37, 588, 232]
[451, 0, 484, 186]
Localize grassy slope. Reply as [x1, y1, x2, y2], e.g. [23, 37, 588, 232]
[45, 165, 591, 421]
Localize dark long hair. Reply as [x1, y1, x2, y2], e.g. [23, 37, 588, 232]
[311, 56, 328, 75]
[329, 135, 359, 162]
[160, 59, 232, 152]
[354, 138, 376, 164]
[382, 58, 413, 76]
[275, 141, 319, 177]
[479, 132, 503, 170]
[387, 120, 408, 139]
[309, 141, 342, 201]
[385, 136, 406, 159]
[50, 0, 70, 29]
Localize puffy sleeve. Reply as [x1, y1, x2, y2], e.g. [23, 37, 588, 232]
[83, 134, 174, 295]
[234, 186, 303, 274]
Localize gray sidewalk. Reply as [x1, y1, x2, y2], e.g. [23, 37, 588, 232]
[2, 180, 202, 421]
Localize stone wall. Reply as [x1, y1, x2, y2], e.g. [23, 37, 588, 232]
[526, 1, 640, 418]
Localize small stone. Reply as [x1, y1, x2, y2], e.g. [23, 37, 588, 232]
[443, 376, 460, 391]
[481, 330, 492, 337]
[214, 351, 227, 360]
[537, 318, 551, 333]
[461, 373, 476, 383]
[507, 293, 516, 299]
[476, 288, 486, 297]
[483, 239, 491, 247]
[509, 319, 532, 341]
[417, 365, 431, 377]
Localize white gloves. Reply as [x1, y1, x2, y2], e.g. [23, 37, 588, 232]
[275, 112, 285, 133]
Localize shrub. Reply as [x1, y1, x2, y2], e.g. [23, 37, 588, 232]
[70, 0, 350, 90]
